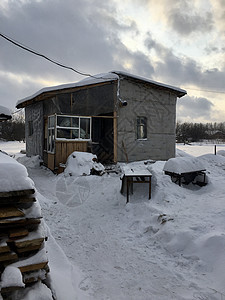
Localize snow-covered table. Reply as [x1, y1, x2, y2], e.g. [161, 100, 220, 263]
[163, 157, 206, 186]
[121, 167, 152, 203]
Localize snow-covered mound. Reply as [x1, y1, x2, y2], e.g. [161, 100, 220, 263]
[176, 148, 192, 157]
[17, 155, 42, 169]
[0, 266, 24, 289]
[163, 156, 206, 174]
[0, 152, 34, 192]
[64, 151, 105, 176]
[217, 149, 225, 157]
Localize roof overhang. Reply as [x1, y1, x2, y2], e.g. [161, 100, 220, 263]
[111, 71, 187, 98]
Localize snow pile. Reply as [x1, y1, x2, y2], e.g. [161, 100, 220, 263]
[17, 155, 42, 169]
[10, 282, 53, 300]
[199, 153, 225, 173]
[0, 152, 34, 192]
[0, 266, 24, 289]
[217, 149, 225, 157]
[176, 148, 192, 157]
[64, 151, 105, 176]
[163, 156, 205, 174]
[0, 141, 26, 158]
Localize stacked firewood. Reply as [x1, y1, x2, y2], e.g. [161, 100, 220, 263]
[0, 188, 49, 298]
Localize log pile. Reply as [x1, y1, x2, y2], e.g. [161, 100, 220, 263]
[0, 188, 49, 299]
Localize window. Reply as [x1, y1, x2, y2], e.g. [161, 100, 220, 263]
[48, 115, 55, 153]
[28, 121, 33, 136]
[137, 117, 147, 139]
[56, 115, 91, 140]
[47, 115, 91, 153]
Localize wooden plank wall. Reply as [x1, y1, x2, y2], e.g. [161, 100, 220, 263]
[55, 141, 88, 169]
[48, 153, 55, 171]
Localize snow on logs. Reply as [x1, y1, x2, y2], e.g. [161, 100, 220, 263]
[0, 152, 49, 297]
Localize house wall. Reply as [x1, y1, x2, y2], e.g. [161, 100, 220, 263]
[24, 78, 178, 165]
[117, 77, 177, 162]
[43, 83, 115, 116]
[25, 102, 44, 157]
[39, 82, 116, 169]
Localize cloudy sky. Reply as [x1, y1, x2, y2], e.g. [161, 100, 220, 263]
[0, 0, 225, 123]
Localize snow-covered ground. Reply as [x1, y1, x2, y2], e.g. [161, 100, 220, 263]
[1, 141, 225, 300]
[177, 142, 223, 157]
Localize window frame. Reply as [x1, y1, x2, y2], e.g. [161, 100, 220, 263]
[137, 116, 147, 140]
[47, 115, 56, 154]
[55, 115, 92, 141]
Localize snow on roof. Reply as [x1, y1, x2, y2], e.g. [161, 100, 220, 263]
[0, 105, 11, 120]
[16, 73, 119, 108]
[111, 70, 187, 96]
[16, 71, 186, 108]
[163, 156, 206, 175]
[0, 152, 34, 192]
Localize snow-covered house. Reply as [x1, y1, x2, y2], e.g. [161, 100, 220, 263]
[0, 105, 12, 121]
[16, 71, 186, 172]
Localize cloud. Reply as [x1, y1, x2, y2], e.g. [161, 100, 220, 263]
[144, 33, 225, 91]
[0, 0, 135, 76]
[210, 0, 225, 34]
[0, 0, 154, 108]
[0, 0, 224, 123]
[168, 10, 213, 35]
[133, 0, 214, 35]
[0, 71, 39, 109]
[168, 0, 213, 36]
[177, 95, 214, 122]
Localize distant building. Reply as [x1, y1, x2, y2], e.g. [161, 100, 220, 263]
[206, 130, 225, 140]
[0, 105, 12, 122]
[16, 71, 186, 172]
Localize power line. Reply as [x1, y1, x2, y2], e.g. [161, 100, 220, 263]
[2, 32, 224, 95]
[182, 87, 225, 95]
[0, 32, 112, 80]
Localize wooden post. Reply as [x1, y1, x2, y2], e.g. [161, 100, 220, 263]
[113, 111, 118, 163]
[214, 145, 216, 155]
[113, 81, 118, 163]
[149, 176, 151, 199]
[126, 177, 129, 203]
[179, 175, 181, 186]
[122, 141, 128, 163]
